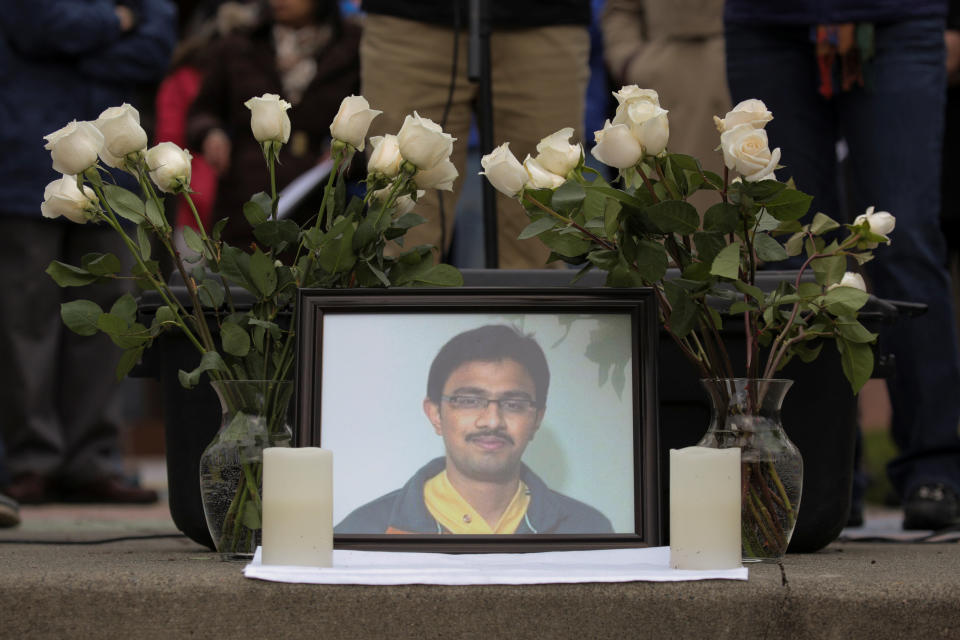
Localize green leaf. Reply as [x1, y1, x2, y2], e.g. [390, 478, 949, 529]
[823, 285, 870, 315]
[318, 220, 357, 274]
[836, 317, 878, 343]
[810, 212, 840, 235]
[220, 321, 251, 357]
[693, 231, 726, 265]
[603, 198, 622, 238]
[785, 232, 804, 257]
[183, 226, 205, 255]
[583, 187, 607, 221]
[744, 179, 786, 200]
[82, 253, 122, 276]
[408, 264, 463, 287]
[240, 501, 262, 530]
[733, 279, 764, 303]
[753, 232, 789, 263]
[710, 242, 741, 279]
[763, 188, 813, 221]
[585, 183, 650, 210]
[46, 261, 98, 287]
[587, 249, 619, 271]
[248, 248, 278, 297]
[838, 339, 874, 394]
[219, 246, 257, 293]
[811, 255, 846, 287]
[798, 281, 823, 298]
[136, 224, 152, 261]
[197, 278, 226, 308]
[243, 192, 271, 226]
[110, 293, 138, 325]
[755, 210, 780, 233]
[663, 281, 697, 338]
[606, 263, 646, 288]
[177, 351, 230, 389]
[253, 220, 300, 250]
[538, 229, 592, 258]
[61, 300, 103, 336]
[102, 184, 146, 224]
[645, 200, 699, 235]
[519, 216, 557, 240]
[633, 240, 668, 283]
[551, 180, 586, 214]
[144, 198, 167, 230]
[392, 212, 427, 231]
[115, 347, 144, 380]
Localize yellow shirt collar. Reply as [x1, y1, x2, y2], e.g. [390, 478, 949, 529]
[423, 469, 530, 534]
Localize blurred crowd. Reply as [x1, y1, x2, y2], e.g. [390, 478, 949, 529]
[1, 0, 959, 535]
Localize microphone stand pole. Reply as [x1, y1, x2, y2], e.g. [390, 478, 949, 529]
[468, 0, 498, 268]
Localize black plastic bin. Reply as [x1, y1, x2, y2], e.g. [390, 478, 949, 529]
[134, 269, 899, 552]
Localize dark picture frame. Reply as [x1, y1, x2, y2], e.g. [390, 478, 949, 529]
[295, 288, 660, 552]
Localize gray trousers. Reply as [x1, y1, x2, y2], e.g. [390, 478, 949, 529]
[0, 216, 128, 482]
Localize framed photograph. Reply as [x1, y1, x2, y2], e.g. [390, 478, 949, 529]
[295, 288, 660, 552]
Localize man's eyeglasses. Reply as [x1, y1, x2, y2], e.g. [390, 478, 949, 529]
[442, 395, 538, 415]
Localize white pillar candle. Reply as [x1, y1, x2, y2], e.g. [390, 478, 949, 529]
[262, 447, 333, 567]
[669, 446, 741, 570]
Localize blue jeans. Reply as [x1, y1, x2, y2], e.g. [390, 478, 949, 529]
[726, 18, 960, 497]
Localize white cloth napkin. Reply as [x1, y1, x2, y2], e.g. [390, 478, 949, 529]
[243, 546, 748, 585]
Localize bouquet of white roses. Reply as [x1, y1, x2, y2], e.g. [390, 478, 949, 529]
[41, 93, 462, 555]
[42, 94, 462, 389]
[481, 86, 893, 394]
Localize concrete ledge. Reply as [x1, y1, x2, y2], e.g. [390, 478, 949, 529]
[2, 537, 959, 638]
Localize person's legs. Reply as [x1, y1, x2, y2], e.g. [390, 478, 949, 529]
[360, 14, 474, 261]
[490, 24, 591, 269]
[0, 217, 68, 502]
[57, 223, 129, 484]
[840, 18, 960, 527]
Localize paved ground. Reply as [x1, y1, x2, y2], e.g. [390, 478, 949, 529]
[1, 458, 958, 639]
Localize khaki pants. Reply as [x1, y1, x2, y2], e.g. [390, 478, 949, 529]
[360, 14, 591, 269]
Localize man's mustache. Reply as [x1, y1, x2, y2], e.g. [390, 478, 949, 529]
[466, 430, 515, 445]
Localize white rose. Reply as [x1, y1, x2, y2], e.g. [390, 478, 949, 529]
[94, 104, 148, 167]
[244, 93, 292, 144]
[854, 206, 896, 236]
[413, 157, 458, 191]
[329, 95, 381, 150]
[480, 142, 528, 197]
[612, 85, 661, 107]
[829, 271, 867, 292]
[535, 127, 582, 176]
[612, 100, 669, 157]
[371, 187, 424, 216]
[720, 123, 781, 182]
[145, 141, 193, 193]
[397, 111, 454, 170]
[591, 120, 643, 169]
[713, 98, 774, 133]
[523, 154, 565, 190]
[44, 120, 104, 175]
[367, 134, 403, 177]
[41, 175, 98, 224]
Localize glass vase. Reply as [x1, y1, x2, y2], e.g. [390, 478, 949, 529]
[199, 379, 293, 560]
[697, 378, 803, 562]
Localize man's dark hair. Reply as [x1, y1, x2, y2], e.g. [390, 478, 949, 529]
[426, 325, 550, 407]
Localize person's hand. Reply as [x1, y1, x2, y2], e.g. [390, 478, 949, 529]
[114, 5, 136, 32]
[946, 30, 960, 85]
[203, 129, 231, 175]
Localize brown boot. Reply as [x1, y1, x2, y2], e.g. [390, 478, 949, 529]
[59, 475, 159, 505]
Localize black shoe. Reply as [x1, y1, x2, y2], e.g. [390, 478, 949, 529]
[3, 472, 57, 504]
[59, 475, 158, 505]
[902, 483, 960, 530]
[0, 492, 19, 528]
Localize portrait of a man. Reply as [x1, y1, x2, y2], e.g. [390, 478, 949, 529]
[334, 324, 614, 535]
